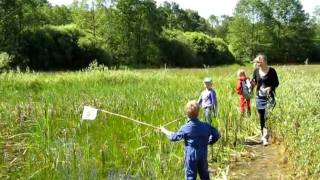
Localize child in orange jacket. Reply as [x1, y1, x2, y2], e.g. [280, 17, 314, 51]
[236, 69, 251, 115]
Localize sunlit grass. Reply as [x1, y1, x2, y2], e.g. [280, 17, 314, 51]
[0, 65, 319, 179]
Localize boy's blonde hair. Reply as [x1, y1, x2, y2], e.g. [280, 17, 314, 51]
[237, 69, 246, 77]
[185, 100, 199, 119]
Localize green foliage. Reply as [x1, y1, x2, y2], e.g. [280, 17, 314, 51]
[0, 0, 50, 56]
[42, 5, 73, 25]
[159, 37, 197, 67]
[228, 16, 254, 61]
[0, 0, 21, 54]
[228, 0, 313, 63]
[104, 0, 164, 67]
[310, 6, 320, 62]
[159, 2, 211, 33]
[16, 25, 111, 70]
[0, 0, 318, 68]
[0, 52, 13, 69]
[212, 38, 235, 64]
[209, 15, 233, 41]
[161, 30, 235, 66]
[184, 32, 218, 65]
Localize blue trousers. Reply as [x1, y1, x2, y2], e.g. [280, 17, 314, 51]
[184, 148, 210, 180]
[203, 107, 215, 124]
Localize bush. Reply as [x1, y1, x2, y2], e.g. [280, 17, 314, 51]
[15, 24, 112, 71]
[0, 52, 13, 70]
[159, 37, 197, 67]
[310, 45, 320, 63]
[161, 29, 235, 67]
[212, 38, 235, 64]
[183, 32, 216, 65]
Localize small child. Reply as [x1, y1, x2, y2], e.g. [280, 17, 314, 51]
[160, 100, 220, 180]
[236, 69, 251, 115]
[198, 77, 217, 124]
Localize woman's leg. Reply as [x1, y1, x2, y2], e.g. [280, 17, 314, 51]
[257, 108, 268, 145]
[257, 109, 266, 131]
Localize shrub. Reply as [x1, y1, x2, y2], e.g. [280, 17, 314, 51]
[16, 24, 112, 70]
[0, 52, 13, 70]
[161, 29, 235, 66]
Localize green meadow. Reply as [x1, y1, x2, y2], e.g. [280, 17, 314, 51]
[0, 65, 319, 179]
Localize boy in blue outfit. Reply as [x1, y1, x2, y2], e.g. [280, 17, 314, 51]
[198, 77, 217, 124]
[160, 100, 220, 180]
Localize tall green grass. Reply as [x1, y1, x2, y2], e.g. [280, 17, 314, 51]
[268, 65, 320, 179]
[0, 65, 319, 179]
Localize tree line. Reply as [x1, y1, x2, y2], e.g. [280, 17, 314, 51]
[0, 0, 319, 70]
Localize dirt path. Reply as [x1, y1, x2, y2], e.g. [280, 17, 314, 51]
[227, 138, 293, 180]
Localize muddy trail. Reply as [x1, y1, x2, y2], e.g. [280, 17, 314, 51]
[225, 137, 294, 180]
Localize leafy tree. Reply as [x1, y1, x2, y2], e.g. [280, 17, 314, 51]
[228, 0, 313, 63]
[210, 15, 233, 41]
[0, 0, 318, 69]
[72, 0, 99, 47]
[0, 0, 49, 55]
[159, 2, 211, 33]
[228, 16, 254, 61]
[311, 6, 320, 46]
[0, 0, 20, 54]
[42, 4, 73, 25]
[310, 6, 320, 62]
[228, 0, 273, 62]
[105, 0, 163, 66]
[267, 0, 313, 62]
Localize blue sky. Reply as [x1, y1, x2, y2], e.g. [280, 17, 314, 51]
[48, 0, 319, 18]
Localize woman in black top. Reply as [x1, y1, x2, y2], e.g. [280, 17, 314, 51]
[251, 53, 279, 146]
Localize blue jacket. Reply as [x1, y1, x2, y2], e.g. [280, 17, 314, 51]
[167, 118, 220, 159]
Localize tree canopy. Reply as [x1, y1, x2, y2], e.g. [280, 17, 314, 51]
[0, 0, 318, 70]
